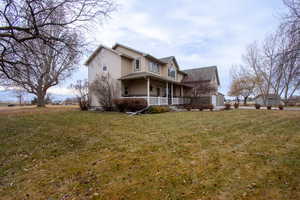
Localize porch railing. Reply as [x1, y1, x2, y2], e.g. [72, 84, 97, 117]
[121, 96, 189, 106]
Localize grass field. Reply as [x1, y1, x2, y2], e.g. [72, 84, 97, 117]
[1, 109, 300, 200]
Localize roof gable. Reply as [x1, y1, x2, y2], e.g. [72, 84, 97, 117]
[84, 45, 120, 66]
[112, 43, 145, 56]
[182, 66, 220, 85]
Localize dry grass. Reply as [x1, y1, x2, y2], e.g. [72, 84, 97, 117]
[0, 110, 300, 199]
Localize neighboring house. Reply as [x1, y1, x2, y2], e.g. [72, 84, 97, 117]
[254, 94, 281, 106]
[182, 66, 224, 106]
[85, 43, 223, 107]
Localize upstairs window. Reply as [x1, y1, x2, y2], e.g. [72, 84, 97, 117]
[149, 62, 160, 74]
[134, 58, 141, 71]
[102, 65, 107, 72]
[168, 65, 176, 79]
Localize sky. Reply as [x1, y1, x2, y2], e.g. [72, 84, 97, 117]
[0, 0, 288, 101]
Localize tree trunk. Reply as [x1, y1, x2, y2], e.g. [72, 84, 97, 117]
[243, 96, 248, 105]
[37, 92, 46, 107]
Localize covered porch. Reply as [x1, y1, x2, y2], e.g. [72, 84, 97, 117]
[119, 72, 191, 106]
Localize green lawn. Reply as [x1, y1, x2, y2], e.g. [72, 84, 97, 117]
[1, 109, 300, 200]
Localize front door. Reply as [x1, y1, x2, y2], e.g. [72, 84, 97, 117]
[157, 88, 160, 97]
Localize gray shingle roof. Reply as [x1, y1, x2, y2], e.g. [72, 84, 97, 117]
[182, 66, 220, 85]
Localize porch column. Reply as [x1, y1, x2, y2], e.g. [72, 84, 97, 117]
[147, 77, 150, 106]
[181, 85, 183, 97]
[166, 82, 168, 99]
[171, 83, 173, 105]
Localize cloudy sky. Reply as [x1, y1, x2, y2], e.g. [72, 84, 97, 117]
[1, 0, 287, 101]
[78, 0, 285, 95]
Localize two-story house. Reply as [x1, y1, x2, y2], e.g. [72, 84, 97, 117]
[85, 43, 224, 107]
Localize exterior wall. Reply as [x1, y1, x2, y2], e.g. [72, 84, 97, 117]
[114, 46, 147, 72]
[121, 57, 133, 76]
[122, 78, 168, 97]
[88, 48, 122, 107]
[177, 73, 184, 82]
[122, 79, 147, 96]
[145, 58, 163, 76]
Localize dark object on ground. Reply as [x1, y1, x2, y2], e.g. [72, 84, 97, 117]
[234, 103, 239, 109]
[278, 105, 284, 110]
[224, 103, 231, 110]
[255, 104, 261, 109]
[267, 105, 272, 110]
[7, 104, 16, 107]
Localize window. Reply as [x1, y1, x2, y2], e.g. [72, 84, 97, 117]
[150, 85, 153, 92]
[102, 65, 107, 71]
[134, 58, 141, 71]
[124, 87, 128, 95]
[148, 62, 160, 74]
[168, 65, 176, 79]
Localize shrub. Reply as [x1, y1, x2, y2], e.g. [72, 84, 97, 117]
[234, 103, 239, 109]
[224, 103, 231, 110]
[255, 104, 261, 109]
[267, 105, 272, 110]
[148, 106, 170, 114]
[184, 104, 192, 111]
[278, 105, 284, 110]
[287, 102, 296, 107]
[113, 98, 147, 112]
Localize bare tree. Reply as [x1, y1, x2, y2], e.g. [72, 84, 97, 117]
[0, 0, 115, 106]
[228, 75, 257, 105]
[90, 74, 118, 111]
[13, 88, 26, 105]
[1, 24, 80, 106]
[0, 0, 115, 68]
[71, 79, 89, 110]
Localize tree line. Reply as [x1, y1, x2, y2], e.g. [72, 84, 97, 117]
[229, 0, 300, 105]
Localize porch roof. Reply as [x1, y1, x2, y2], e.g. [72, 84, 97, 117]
[119, 72, 192, 87]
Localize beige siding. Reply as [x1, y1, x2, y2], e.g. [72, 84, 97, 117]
[122, 79, 146, 96]
[121, 57, 133, 76]
[114, 46, 147, 72]
[88, 48, 122, 107]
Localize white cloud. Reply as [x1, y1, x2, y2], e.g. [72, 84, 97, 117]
[48, 87, 75, 96]
[70, 0, 285, 96]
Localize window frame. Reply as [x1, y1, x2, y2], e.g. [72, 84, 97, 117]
[148, 61, 160, 74]
[168, 65, 176, 79]
[102, 64, 108, 72]
[134, 58, 141, 72]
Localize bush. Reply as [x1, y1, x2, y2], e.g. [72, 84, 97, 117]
[113, 98, 147, 112]
[278, 105, 284, 110]
[224, 103, 231, 110]
[184, 104, 213, 111]
[287, 102, 296, 107]
[184, 104, 192, 111]
[267, 105, 272, 110]
[255, 104, 261, 109]
[234, 103, 239, 109]
[148, 106, 170, 114]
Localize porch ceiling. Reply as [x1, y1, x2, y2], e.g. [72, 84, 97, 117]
[119, 72, 192, 87]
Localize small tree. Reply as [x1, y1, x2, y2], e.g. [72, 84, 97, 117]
[90, 74, 118, 111]
[71, 80, 89, 110]
[13, 88, 27, 106]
